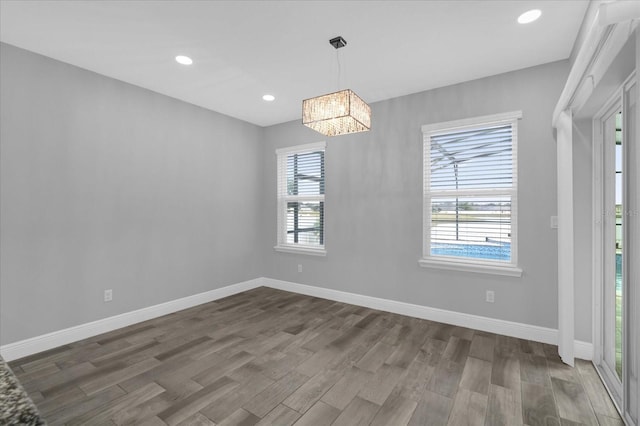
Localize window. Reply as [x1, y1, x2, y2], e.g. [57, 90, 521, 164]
[419, 111, 522, 276]
[275, 142, 326, 256]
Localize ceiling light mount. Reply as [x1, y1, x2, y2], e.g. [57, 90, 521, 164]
[329, 36, 347, 49]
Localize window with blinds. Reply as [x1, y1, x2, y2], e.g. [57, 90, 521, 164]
[422, 112, 521, 268]
[275, 142, 326, 255]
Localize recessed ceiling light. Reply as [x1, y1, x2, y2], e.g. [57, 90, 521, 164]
[518, 9, 541, 24]
[262, 94, 275, 102]
[175, 55, 193, 65]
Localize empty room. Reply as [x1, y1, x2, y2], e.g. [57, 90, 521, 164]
[1, 0, 639, 425]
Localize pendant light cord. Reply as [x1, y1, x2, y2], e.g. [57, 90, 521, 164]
[336, 49, 341, 91]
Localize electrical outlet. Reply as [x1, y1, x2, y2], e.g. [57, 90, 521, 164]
[298, 264, 303, 273]
[486, 290, 495, 303]
[104, 289, 113, 302]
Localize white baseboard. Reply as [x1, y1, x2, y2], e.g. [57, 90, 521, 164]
[262, 277, 594, 360]
[1, 276, 594, 362]
[0, 278, 263, 361]
[574, 340, 594, 360]
[262, 278, 557, 345]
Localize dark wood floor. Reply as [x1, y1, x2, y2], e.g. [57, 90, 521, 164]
[9, 287, 623, 425]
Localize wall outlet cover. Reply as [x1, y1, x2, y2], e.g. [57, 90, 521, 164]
[486, 290, 495, 303]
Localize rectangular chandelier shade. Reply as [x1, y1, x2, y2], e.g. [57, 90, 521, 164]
[302, 89, 371, 137]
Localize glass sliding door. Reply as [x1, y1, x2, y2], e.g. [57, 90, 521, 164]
[601, 103, 624, 403]
[622, 76, 637, 426]
[595, 75, 638, 425]
[615, 111, 623, 381]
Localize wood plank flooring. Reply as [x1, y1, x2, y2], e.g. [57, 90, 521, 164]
[8, 287, 623, 425]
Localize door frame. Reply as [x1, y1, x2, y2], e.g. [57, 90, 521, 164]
[592, 70, 636, 415]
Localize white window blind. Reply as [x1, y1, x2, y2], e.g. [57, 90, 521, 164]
[276, 142, 326, 254]
[422, 112, 521, 268]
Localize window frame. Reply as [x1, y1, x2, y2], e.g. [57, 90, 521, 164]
[274, 141, 327, 256]
[419, 111, 523, 277]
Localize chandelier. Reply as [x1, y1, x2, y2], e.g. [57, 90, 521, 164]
[302, 37, 371, 137]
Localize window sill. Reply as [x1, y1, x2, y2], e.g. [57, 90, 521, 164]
[274, 245, 327, 257]
[418, 258, 523, 277]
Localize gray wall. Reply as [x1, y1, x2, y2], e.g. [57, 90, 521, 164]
[0, 42, 572, 346]
[0, 44, 263, 345]
[573, 118, 594, 343]
[261, 60, 569, 330]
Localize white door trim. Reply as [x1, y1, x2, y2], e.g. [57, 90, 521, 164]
[593, 93, 623, 407]
[591, 70, 637, 418]
[556, 109, 575, 366]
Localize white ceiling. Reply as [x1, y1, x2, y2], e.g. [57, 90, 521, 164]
[0, 1, 588, 127]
